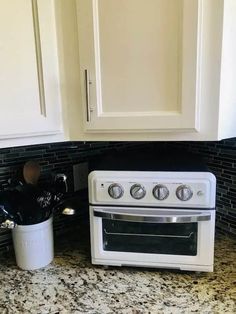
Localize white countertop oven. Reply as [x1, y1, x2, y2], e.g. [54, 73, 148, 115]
[88, 151, 216, 272]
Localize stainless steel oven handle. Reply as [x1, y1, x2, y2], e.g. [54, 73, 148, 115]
[93, 211, 211, 223]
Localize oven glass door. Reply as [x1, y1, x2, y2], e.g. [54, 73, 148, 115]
[102, 219, 198, 256]
[92, 206, 213, 261]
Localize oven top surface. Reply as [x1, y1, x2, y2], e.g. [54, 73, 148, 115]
[90, 149, 208, 172]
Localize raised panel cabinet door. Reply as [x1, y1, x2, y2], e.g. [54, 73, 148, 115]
[0, 0, 62, 140]
[77, 0, 201, 132]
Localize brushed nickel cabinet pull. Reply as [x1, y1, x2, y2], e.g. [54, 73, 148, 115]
[85, 69, 92, 122]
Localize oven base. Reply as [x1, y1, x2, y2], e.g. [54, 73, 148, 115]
[92, 259, 213, 272]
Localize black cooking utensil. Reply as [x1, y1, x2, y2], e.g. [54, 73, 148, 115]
[0, 190, 23, 224]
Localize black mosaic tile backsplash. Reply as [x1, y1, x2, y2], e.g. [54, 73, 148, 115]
[0, 139, 235, 254]
[0, 141, 142, 253]
[162, 139, 236, 237]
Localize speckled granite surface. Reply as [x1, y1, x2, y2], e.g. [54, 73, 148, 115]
[0, 227, 235, 314]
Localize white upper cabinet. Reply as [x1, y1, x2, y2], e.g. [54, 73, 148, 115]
[56, 0, 236, 141]
[77, 0, 200, 132]
[0, 0, 63, 148]
[218, 0, 236, 140]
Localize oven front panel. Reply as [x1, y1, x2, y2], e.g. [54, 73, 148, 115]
[89, 171, 216, 208]
[89, 206, 215, 267]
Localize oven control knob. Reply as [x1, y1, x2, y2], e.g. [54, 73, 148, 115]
[130, 184, 146, 200]
[176, 185, 193, 201]
[108, 183, 124, 199]
[153, 184, 169, 200]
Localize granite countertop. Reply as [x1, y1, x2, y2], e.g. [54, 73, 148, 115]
[0, 225, 235, 314]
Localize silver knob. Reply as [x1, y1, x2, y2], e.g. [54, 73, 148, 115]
[153, 184, 169, 200]
[130, 184, 146, 199]
[108, 183, 124, 199]
[176, 185, 193, 201]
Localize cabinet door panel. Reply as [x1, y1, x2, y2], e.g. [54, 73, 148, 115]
[0, 0, 61, 139]
[99, 0, 181, 114]
[77, 0, 200, 132]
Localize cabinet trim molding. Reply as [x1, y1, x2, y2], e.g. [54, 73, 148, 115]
[32, 0, 47, 118]
[0, 130, 63, 141]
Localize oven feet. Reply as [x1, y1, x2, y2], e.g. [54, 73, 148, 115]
[102, 265, 110, 270]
